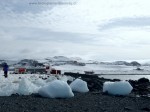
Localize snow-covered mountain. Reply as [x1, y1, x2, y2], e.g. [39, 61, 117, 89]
[142, 63, 150, 66]
[111, 61, 141, 66]
[45, 56, 71, 62]
[1, 56, 150, 75]
[137, 59, 150, 66]
[0, 56, 149, 69]
[0, 56, 86, 68]
[0, 59, 19, 67]
[44, 56, 86, 66]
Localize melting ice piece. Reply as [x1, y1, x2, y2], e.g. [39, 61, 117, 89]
[103, 81, 133, 95]
[70, 79, 89, 93]
[39, 80, 74, 98]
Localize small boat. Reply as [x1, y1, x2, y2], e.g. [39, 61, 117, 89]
[134, 67, 144, 71]
[84, 71, 94, 75]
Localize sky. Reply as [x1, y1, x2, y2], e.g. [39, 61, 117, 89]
[0, 0, 150, 61]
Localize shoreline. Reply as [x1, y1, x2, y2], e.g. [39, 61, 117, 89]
[98, 74, 150, 75]
[0, 73, 149, 112]
[64, 72, 150, 76]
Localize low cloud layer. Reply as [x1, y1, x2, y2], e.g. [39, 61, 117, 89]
[0, 0, 150, 61]
[99, 17, 150, 30]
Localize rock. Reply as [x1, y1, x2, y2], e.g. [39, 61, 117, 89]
[31, 107, 37, 111]
[138, 78, 149, 84]
[124, 107, 132, 111]
[129, 78, 150, 96]
[141, 107, 150, 111]
[112, 79, 121, 81]
[64, 72, 104, 92]
[135, 67, 143, 71]
[82, 77, 103, 91]
[67, 80, 72, 85]
[42, 78, 47, 80]
[128, 80, 137, 86]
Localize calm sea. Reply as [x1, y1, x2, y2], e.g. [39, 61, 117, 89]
[99, 75, 150, 80]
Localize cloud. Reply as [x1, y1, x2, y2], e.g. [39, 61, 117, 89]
[0, 0, 77, 14]
[1, 0, 150, 61]
[0, 26, 95, 44]
[99, 17, 150, 30]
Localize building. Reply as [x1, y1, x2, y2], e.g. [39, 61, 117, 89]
[15, 67, 26, 74]
[14, 67, 47, 74]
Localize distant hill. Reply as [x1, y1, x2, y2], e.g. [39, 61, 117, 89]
[100, 61, 141, 66]
[17, 59, 45, 67]
[0, 56, 147, 68]
[45, 56, 71, 62]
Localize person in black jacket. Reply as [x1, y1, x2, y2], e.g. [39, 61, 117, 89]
[3, 63, 9, 78]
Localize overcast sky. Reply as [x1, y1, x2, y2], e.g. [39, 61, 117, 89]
[0, 0, 150, 61]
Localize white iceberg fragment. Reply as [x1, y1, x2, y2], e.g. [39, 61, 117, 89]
[0, 82, 18, 96]
[39, 80, 74, 98]
[103, 81, 133, 95]
[18, 78, 39, 95]
[70, 79, 89, 93]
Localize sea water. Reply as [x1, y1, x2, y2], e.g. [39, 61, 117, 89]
[99, 75, 150, 81]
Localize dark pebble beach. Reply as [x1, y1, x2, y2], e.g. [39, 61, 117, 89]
[0, 73, 150, 112]
[0, 93, 150, 112]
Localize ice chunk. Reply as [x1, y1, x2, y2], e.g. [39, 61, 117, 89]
[67, 76, 74, 82]
[0, 82, 18, 96]
[32, 78, 46, 87]
[70, 79, 89, 93]
[18, 78, 39, 95]
[103, 81, 133, 95]
[39, 80, 74, 98]
[58, 75, 74, 82]
[46, 76, 57, 83]
[59, 75, 68, 82]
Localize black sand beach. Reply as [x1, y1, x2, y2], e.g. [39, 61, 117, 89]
[0, 73, 150, 112]
[0, 92, 150, 112]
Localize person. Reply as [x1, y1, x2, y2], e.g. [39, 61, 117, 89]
[3, 63, 9, 78]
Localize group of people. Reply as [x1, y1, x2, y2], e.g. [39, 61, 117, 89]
[2, 62, 9, 78]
